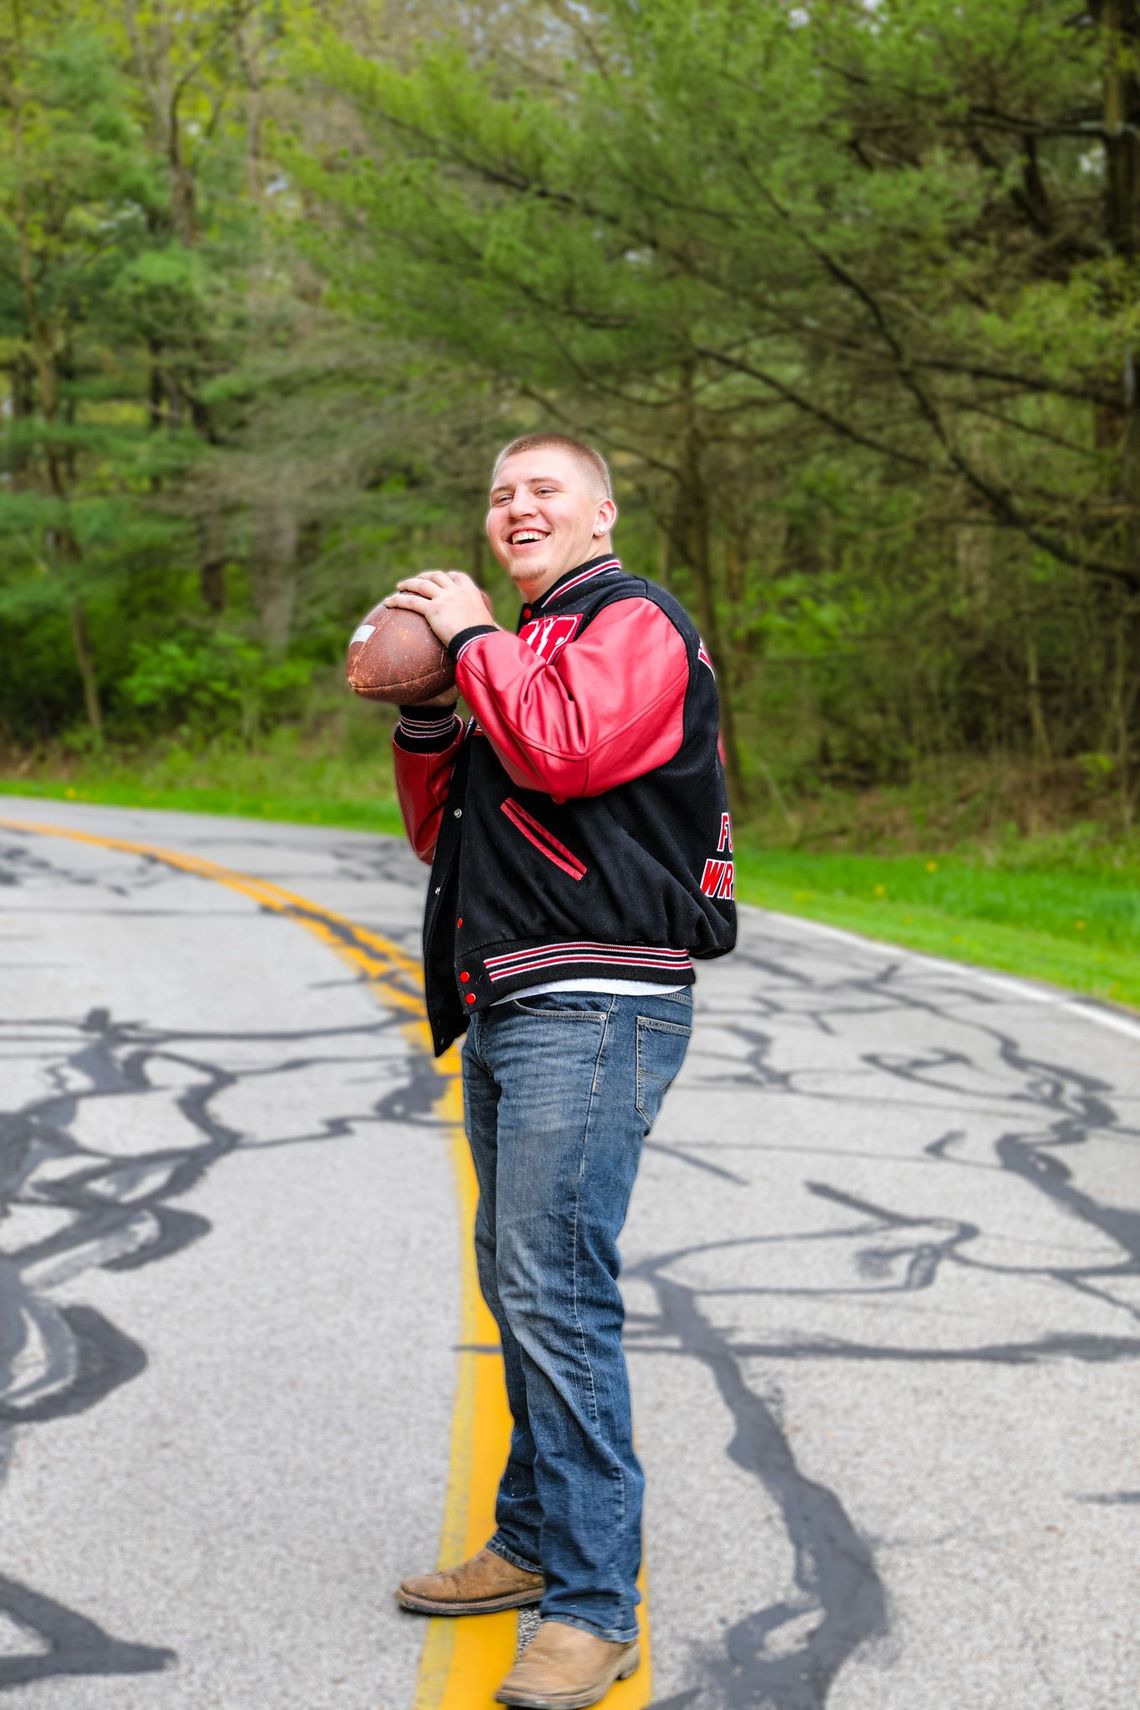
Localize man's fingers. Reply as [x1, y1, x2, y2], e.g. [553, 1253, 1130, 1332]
[390, 583, 443, 605]
[393, 569, 465, 594]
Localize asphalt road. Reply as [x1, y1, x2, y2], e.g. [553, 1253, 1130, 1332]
[0, 799, 1136, 1710]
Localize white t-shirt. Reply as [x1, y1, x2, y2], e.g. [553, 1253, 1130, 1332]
[493, 977, 685, 1006]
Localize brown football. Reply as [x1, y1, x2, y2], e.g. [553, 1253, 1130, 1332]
[345, 587, 494, 704]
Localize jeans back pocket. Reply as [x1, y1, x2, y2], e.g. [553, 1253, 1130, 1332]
[635, 1015, 691, 1126]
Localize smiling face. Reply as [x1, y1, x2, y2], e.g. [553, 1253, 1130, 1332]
[486, 445, 618, 601]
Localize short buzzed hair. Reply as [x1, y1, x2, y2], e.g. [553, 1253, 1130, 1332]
[492, 433, 613, 500]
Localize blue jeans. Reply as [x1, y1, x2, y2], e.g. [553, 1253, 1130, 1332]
[461, 988, 692, 1644]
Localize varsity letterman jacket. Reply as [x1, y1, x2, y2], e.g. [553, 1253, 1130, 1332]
[392, 554, 737, 1056]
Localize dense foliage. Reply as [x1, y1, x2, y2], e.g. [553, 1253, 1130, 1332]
[3, 1, 1139, 828]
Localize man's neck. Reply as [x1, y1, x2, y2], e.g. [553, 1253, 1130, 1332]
[516, 543, 615, 605]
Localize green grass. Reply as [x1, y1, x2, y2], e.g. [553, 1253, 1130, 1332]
[736, 847, 1138, 1010]
[0, 735, 406, 838]
[0, 773, 406, 838]
[2, 742, 1136, 1011]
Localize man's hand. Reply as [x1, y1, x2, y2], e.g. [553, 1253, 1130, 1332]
[386, 571, 498, 650]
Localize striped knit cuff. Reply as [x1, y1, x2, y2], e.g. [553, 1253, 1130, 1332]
[393, 706, 462, 751]
[447, 623, 496, 665]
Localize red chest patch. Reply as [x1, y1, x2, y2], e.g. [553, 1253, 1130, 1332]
[519, 613, 583, 663]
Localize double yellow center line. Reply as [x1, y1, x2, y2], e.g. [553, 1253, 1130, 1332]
[0, 818, 652, 1709]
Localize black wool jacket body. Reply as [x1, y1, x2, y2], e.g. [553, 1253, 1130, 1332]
[392, 555, 737, 1056]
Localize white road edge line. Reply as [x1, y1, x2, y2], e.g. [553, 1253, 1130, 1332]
[746, 905, 1140, 1046]
[4, 799, 1135, 1047]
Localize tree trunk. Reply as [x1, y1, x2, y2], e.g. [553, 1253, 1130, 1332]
[724, 530, 746, 606]
[669, 419, 747, 812]
[1025, 629, 1050, 765]
[1102, 0, 1140, 256]
[9, 352, 34, 492]
[238, 12, 267, 207]
[251, 500, 299, 653]
[69, 598, 102, 738]
[657, 526, 672, 591]
[148, 338, 166, 434]
[1099, 1, 1140, 578]
[199, 509, 226, 614]
[1105, 600, 1140, 829]
[470, 521, 488, 587]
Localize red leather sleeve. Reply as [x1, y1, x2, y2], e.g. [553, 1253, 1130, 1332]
[392, 726, 465, 863]
[454, 599, 689, 801]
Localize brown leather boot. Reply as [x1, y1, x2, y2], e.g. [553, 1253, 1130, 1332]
[396, 1546, 544, 1615]
[494, 1620, 640, 1708]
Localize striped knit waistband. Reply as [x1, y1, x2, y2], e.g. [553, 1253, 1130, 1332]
[482, 941, 693, 984]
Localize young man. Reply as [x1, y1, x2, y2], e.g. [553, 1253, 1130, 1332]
[387, 435, 735, 1709]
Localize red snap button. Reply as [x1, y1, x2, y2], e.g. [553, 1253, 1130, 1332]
[465, 992, 476, 1006]
[456, 917, 463, 928]
[460, 971, 470, 983]
[522, 607, 531, 618]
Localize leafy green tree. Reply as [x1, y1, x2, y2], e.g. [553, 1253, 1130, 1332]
[0, 6, 178, 733]
[0, 0, 353, 740]
[288, 0, 1140, 817]
[3, 0, 1139, 834]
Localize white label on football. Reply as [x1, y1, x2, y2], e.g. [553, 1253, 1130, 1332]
[350, 623, 376, 644]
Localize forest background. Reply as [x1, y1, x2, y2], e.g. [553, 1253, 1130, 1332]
[2, 0, 1138, 1004]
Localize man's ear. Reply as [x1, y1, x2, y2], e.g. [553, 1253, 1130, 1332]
[594, 497, 618, 537]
